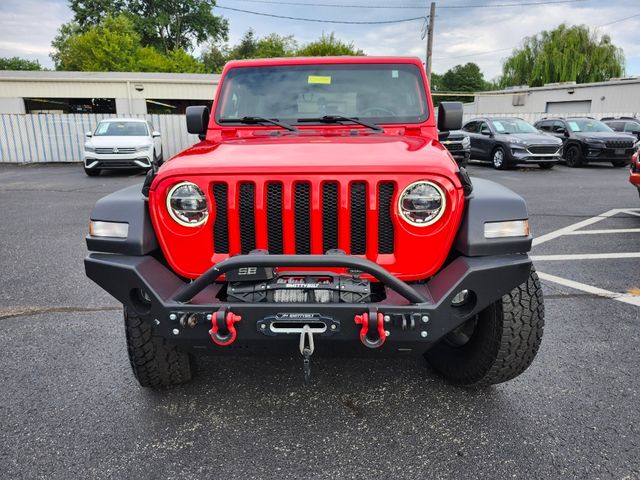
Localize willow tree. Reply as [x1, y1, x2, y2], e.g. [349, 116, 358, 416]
[501, 24, 624, 87]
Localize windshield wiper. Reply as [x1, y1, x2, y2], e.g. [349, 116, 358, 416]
[219, 116, 298, 132]
[297, 115, 383, 132]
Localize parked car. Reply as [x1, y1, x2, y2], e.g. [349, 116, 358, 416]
[535, 117, 636, 168]
[601, 117, 640, 141]
[83, 118, 163, 176]
[85, 56, 544, 388]
[462, 117, 562, 169]
[630, 151, 640, 200]
[440, 130, 470, 166]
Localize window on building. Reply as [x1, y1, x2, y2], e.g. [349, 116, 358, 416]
[145, 99, 212, 114]
[24, 98, 116, 114]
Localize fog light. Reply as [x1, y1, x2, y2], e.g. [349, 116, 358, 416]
[451, 289, 470, 306]
[89, 220, 129, 238]
[484, 220, 529, 239]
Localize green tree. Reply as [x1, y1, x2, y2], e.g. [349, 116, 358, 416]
[0, 57, 42, 70]
[501, 24, 625, 87]
[201, 44, 228, 73]
[66, 0, 228, 53]
[432, 62, 488, 104]
[297, 32, 363, 56]
[51, 14, 204, 72]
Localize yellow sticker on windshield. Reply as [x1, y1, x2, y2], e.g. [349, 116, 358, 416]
[308, 75, 332, 85]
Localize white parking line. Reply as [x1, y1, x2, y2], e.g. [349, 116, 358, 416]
[537, 272, 640, 307]
[532, 208, 628, 246]
[565, 228, 640, 235]
[532, 252, 640, 261]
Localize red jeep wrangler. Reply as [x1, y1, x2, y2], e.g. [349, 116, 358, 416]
[630, 151, 640, 199]
[85, 57, 544, 387]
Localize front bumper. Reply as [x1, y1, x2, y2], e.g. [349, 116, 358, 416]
[85, 252, 532, 355]
[584, 146, 635, 163]
[84, 151, 152, 170]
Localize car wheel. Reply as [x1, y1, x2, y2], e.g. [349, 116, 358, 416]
[84, 167, 101, 177]
[492, 147, 507, 170]
[565, 145, 583, 167]
[124, 307, 192, 388]
[538, 163, 554, 170]
[157, 149, 164, 167]
[611, 160, 628, 168]
[425, 268, 544, 386]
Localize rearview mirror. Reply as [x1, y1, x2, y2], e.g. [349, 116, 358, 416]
[186, 106, 210, 137]
[152, 131, 161, 138]
[85, 131, 92, 138]
[437, 102, 463, 132]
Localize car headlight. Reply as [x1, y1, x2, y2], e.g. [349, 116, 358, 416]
[461, 136, 470, 148]
[166, 182, 209, 227]
[585, 138, 605, 145]
[136, 144, 152, 152]
[85, 144, 95, 152]
[510, 143, 526, 150]
[398, 181, 445, 226]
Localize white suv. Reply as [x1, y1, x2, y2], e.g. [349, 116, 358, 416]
[83, 118, 162, 176]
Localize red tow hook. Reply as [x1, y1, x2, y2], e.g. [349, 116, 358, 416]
[209, 310, 241, 346]
[354, 311, 386, 348]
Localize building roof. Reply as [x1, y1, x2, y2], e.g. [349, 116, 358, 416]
[0, 70, 220, 83]
[484, 77, 640, 95]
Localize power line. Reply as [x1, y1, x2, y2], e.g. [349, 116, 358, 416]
[231, 0, 587, 9]
[597, 12, 640, 27]
[215, 5, 427, 24]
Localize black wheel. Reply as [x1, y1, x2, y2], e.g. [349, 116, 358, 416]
[84, 167, 100, 176]
[425, 268, 544, 386]
[565, 145, 583, 167]
[538, 163, 554, 170]
[157, 149, 164, 167]
[611, 160, 628, 168]
[491, 147, 508, 170]
[124, 307, 192, 388]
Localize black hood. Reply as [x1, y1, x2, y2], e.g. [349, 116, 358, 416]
[495, 132, 562, 145]
[445, 130, 466, 140]
[572, 131, 636, 142]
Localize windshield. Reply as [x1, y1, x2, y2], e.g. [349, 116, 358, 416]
[567, 119, 613, 133]
[215, 64, 429, 125]
[94, 121, 149, 136]
[491, 118, 538, 134]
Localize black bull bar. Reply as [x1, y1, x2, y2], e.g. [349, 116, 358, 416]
[85, 253, 532, 354]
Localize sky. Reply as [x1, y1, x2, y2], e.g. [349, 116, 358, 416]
[0, 0, 638, 82]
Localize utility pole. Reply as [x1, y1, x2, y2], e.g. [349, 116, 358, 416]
[425, 2, 436, 81]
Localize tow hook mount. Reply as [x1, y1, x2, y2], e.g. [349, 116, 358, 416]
[354, 310, 386, 348]
[209, 308, 242, 346]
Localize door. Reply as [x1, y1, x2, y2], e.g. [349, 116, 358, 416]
[551, 120, 569, 145]
[462, 121, 482, 160]
[476, 121, 494, 160]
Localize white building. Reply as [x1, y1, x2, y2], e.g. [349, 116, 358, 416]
[0, 71, 220, 115]
[464, 77, 640, 118]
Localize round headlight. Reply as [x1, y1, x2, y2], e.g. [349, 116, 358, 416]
[398, 181, 445, 226]
[166, 182, 208, 227]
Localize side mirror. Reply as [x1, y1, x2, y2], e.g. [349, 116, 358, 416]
[152, 131, 161, 138]
[438, 131, 450, 142]
[480, 128, 492, 136]
[85, 131, 92, 138]
[437, 102, 463, 132]
[186, 105, 210, 136]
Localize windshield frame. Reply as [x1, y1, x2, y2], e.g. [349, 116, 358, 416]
[213, 63, 430, 128]
[94, 120, 149, 137]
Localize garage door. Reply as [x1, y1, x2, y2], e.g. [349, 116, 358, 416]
[545, 100, 592, 114]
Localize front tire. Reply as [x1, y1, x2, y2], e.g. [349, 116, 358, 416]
[565, 145, 583, 167]
[425, 268, 544, 386]
[492, 147, 508, 170]
[124, 307, 192, 388]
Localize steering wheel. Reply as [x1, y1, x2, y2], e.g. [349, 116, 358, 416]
[359, 107, 396, 117]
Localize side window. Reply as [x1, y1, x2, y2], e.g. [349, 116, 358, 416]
[552, 121, 566, 133]
[479, 122, 490, 133]
[536, 121, 549, 131]
[624, 121, 640, 132]
[462, 121, 477, 133]
[608, 121, 624, 131]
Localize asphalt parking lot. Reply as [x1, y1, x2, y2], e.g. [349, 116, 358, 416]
[0, 162, 638, 479]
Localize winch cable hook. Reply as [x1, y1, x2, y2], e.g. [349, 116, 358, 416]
[299, 325, 315, 385]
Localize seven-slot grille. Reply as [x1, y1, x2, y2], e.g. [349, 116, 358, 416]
[527, 145, 560, 155]
[605, 139, 635, 149]
[211, 180, 396, 256]
[95, 147, 137, 154]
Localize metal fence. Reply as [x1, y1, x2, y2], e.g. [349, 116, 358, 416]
[0, 114, 199, 163]
[0, 112, 633, 163]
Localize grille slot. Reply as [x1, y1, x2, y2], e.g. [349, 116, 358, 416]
[266, 183, 284, 254]
[238, 183, 256, 254]
[605, 139, 634, 149]
[322, 182, 339, 253]
[350, 182, 367, 255]
[95, 147, 136, 154]
[294, 183, 311, 254]
[527, 145, 559, 155]
[212, 183, 229, 253]
[378, 183, 395, 254]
